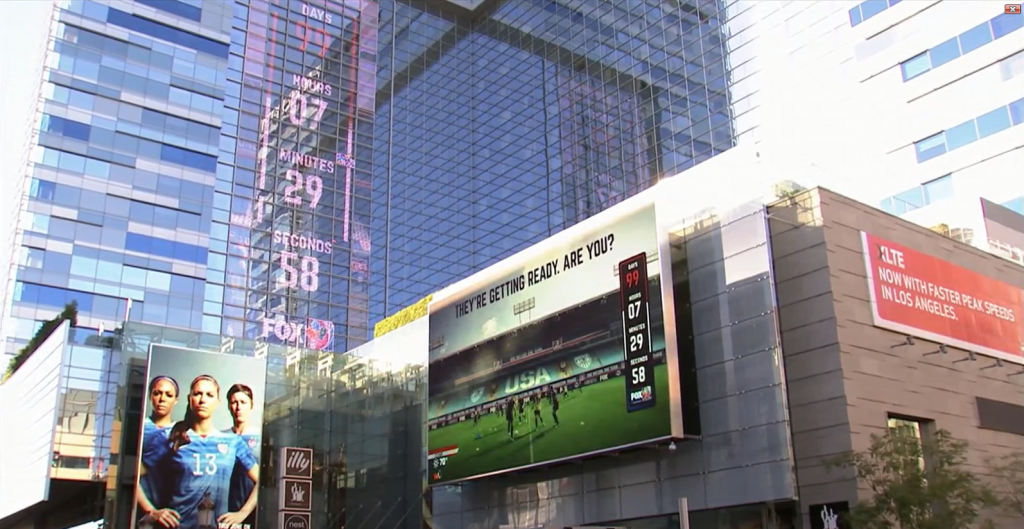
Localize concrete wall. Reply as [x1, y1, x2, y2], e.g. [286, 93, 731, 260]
[769, 187, 1024, 528]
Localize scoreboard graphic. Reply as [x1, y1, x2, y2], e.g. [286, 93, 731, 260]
[425, 203, 685, 485]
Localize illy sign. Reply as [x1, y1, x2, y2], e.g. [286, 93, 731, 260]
[280, 447, 313, 480]
[279, 512, 311, 529]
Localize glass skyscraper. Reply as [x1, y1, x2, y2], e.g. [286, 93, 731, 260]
[370, 0, 735, 319]
[2, 0, 734, 358]
[0, 2, 740, 527]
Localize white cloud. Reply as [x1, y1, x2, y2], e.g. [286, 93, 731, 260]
[481, 318, 498, 338]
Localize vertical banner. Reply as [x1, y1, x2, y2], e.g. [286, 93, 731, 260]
[278, 447, 314, 527]
[132, 345, 267, 529]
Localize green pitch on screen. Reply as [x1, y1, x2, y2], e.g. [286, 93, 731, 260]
[427, 362, 671, 484]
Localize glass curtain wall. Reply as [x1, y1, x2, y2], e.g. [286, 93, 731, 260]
[371, 0, 735, 320]
[105, 321, 426, 529]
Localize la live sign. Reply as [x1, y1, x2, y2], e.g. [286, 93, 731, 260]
[260, 315, 335, 351]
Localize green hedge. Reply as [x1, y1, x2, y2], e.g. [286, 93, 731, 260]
[2, 301, 78, 383]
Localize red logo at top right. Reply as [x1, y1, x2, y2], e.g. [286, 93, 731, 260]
[1006, 4, 1022, 14]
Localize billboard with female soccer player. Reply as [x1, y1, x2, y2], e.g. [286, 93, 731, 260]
[132, 345, 268, 529]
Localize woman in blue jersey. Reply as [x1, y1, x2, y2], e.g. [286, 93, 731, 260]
[223, 384, 260, 527]
[136, 376, 180, 526]
[157, 375, 260, 529]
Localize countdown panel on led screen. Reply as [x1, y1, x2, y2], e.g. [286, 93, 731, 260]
[426, 204, 675, 485]
[225, 0, 378, 351]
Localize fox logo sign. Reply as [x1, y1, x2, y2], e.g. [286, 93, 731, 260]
[629, 386, 653, 404]
[280, 447, 314, 480]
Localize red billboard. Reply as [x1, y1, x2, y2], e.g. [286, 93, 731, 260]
[861, 232, 1024, 364]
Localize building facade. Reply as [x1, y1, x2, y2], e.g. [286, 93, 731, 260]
[716, 1, 1024, 264]
[367, 0, 737, 318]
[2, 0, 741, 361]
[769, 187, 1024, 529]
[2, 171, 1022, 529]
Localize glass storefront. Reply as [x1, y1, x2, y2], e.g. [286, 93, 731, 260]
[104, 321, 426, 529]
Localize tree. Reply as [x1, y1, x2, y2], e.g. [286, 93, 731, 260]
[2, 301, 78, 382]
[987, 451, 1024, 518]
[826, 428, 999, 529]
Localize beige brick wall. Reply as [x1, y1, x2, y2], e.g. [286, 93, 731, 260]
[770, 188, 1024, 529]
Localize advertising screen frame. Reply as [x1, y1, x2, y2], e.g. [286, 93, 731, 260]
[131, 345, 269, 529]
[861, 231, 1024, 365]
[425, 198, 685, 485]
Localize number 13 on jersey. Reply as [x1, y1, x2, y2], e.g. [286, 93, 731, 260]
[618, 253, 656, 412]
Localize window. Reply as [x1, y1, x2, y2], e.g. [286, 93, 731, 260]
[922, 174, 954, 203]
[30, 179, 57, 200]
[880, 174, 953, 215]
[928, 38, 961, 69]
[105, 8, 228, 58]
[124, 232, 208, 264]
[1009, 98, 1024, 126]
[135, 0, 202, 22]
[944, 120, 978, 150]
[975, 106, 1012, 138]
[849, 0, 901, 27]
[44, 115, 92, 142]
[914, 99, 1024, 163]
[887, 415, 932, 470]
[958, 21, 994, 55]
[914, 133, 946, 163]
[21, 247, 46, 269]
[899, 10, 1024, 81]
[991, 12, 1024, 39]
[159, 144, 217, 173]
[901, 53, 931, 81]
[888, 416, 924, 439]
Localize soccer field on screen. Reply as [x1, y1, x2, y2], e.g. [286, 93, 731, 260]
[427, 362, 671, 484]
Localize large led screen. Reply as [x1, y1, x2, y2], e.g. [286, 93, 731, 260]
[132, 345, 268, 529]
[427, 204, 676, 484]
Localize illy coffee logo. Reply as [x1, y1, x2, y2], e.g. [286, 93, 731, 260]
[280, 447, 313, 479]
[280, 512, 310, 529]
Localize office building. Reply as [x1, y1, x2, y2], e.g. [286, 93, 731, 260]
[2, 1, 1022, 528]
[3, 161, 1023, 529]
[729, 0, 1024, 261]
[0, 0, 737, 527]
[2, 0, 738, 356]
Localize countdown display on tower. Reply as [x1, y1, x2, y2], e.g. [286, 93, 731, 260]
[425, 202, 685, 485]
[226, 0, 378, 351]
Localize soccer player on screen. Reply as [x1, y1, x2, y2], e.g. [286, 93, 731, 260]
[136, 376, 180, 525]
[505, 399, 516, 440]
[518, 397, 526, 423]
[154, 375, 260, 528]
[224, 384, 260, 528]
[532, 397, 544, 429]
[551, 392, 560, 427]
